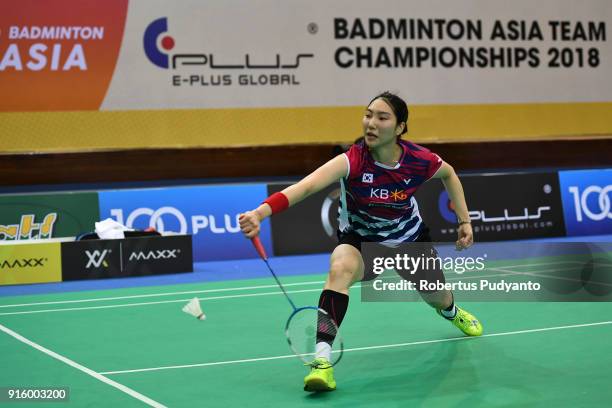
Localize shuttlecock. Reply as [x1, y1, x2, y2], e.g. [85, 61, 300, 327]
[182, 297, 206, 320]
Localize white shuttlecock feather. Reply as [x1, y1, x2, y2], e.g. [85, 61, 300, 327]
[182, 297, 206, 320]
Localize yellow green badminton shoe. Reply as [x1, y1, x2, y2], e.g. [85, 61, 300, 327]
[304, 358, 336, 392]
[439, 306, 483, 336]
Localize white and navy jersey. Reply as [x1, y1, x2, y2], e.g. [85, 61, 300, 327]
[338, 139, 443, 245]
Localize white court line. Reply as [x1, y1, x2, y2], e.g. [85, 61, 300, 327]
[493, 266, 612, 287]
[0, 260, 577, 309]
[0, 323, 166, 407]
[0, 289, 324, 316]
[0, 272, 517, 317]
[566, 260, 612, 266]
[99, 320, 612, 375]
[0, 280, 325, 309]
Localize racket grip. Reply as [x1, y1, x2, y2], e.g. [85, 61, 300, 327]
[251, 236, 268, 260]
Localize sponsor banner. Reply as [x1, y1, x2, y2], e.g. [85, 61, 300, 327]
[2, 0, 611, 151]
[559, 169, 612, 236]
[61, 235, 192, 280]
[123, 235, 192, 275]
[61, 239, 121, 281]
[0, 192, 100, 241]
[268, 184, 340, 256]
[271, 171, 567, 254]
[1, 0, 610, 113]
[103, 0, 612, 110]
[415, 172, 566, 241]
[98, 185, 272, 261]
[0, 242, 62, 285]
[0, 0, 128, 111]
[360, 241, 612, 302]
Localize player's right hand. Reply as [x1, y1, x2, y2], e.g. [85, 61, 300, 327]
[239, 210, 261, 239]
[456, 223, 474, 251]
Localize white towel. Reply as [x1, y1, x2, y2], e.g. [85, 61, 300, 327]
[95, 218, 133, 239]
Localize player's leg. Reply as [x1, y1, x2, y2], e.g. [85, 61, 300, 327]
[317, 243, 364, 351]
[402, 235, 483, 337]
[324, 243, 365, 293]
[394, 253, 474, 332]
[305, 243, 364, 392]
[421, 289, 483, 336]
[419, 287, 453, 310]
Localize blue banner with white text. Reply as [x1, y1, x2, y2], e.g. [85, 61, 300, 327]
[99, 185, 271, 261]
[559, 169, 612, 237]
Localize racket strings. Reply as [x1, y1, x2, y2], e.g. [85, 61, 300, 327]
[286, 307, 343, 365]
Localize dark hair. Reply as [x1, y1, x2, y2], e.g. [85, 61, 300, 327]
[368, 91, 409, 135]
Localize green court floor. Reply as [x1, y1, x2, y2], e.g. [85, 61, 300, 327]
[1, 260, 611, 407]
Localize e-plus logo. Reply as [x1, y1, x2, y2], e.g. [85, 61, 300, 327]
[438, 191, 458, 223]
[143, 17, 174, 69]
[438, 191, 552, 227]
[143, 17, 314, 87]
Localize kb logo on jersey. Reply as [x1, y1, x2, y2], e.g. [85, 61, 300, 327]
[370, 189, 408, 201]
[362, 173, 374, 183]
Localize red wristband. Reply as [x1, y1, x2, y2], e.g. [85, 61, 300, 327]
[263, 192, 289, 214]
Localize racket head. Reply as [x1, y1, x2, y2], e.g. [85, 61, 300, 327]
[285, 306, 343, 366]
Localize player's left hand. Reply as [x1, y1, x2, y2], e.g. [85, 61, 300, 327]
[456, 223, 473, 251]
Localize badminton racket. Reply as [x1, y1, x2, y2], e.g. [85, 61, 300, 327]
[250, 236, 343, 366]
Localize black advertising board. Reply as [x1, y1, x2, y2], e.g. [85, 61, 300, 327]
[122, 235, 193, 276]
[269, 172, 566, 255]
[61, 239, 122, 280]
[415, 172, 566, 242]
[61, 235, 192, 280]
[268, 184, 340, 255]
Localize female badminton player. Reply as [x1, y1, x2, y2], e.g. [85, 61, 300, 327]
[239, 91, 482, 392]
